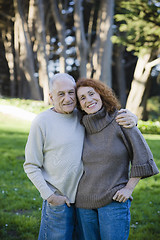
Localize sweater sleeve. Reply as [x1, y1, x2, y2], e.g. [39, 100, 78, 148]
[24, 118, 54, 200]
[120, 126, 159, 178]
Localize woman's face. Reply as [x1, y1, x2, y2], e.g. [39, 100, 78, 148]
[77, 86, 103, 114]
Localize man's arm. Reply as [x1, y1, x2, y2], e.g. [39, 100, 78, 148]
[116, 109, 138, 128]
[24, 119, 54, 200]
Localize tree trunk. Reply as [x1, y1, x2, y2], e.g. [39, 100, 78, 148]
[36, 0, 49, 104]
[2, 29, 16, 97]
[91, 0, 114, 87]
[14, 4, 24, 98]
[126, 53, 160, 119]
[14, 0, 42, 100]
[114, 44, 126, 107]
[100, 0, 114, 87]
[74, 0, 88, 77]
[50, 0, 67, 72]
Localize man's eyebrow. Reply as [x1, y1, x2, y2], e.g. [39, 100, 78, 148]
[57, 89, 75, 93]
[69, 89, 75, 91]
[57, 91, 64, 94]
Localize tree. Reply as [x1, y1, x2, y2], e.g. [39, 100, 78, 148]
[35, 0, 50, 104]
[74, 0, 114, 87]
[114, 0, 160, 119]
[13, 0, 42, 100]
[50, 0, 67, 73]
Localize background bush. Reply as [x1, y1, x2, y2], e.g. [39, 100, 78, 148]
[138, 120, 160, 134]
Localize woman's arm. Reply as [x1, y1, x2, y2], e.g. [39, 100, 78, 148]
[112, 177, 141, 202]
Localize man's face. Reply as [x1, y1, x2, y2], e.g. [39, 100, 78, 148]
[50, 78, 76, 114]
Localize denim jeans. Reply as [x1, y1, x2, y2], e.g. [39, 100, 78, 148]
[38, 200, 76, 240]
[76, 199, 131, 240]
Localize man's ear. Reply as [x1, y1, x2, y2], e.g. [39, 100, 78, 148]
[49, 93, 53, 103]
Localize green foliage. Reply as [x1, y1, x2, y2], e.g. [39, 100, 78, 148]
[147, 96, 160, 121]
[138, 120, 160, 134]
[113, 0, 160, 56]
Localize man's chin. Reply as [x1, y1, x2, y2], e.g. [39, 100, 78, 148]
[63, 107, 75, 114]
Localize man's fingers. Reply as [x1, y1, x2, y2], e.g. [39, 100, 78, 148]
[117, 109, 127, 114]
[65, 197, 71, 207]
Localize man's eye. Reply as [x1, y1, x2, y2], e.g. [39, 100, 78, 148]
[59, 93, 64, 96]
[80, 97, 85, 101]
[89, 92, 94, 96]
[69, 91, 74, 95]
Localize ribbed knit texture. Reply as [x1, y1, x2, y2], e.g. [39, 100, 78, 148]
[75, 108, 159, 209]
[24, 108, 85, 202]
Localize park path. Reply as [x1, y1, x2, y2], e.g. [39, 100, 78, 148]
[0, 104, 36, 121]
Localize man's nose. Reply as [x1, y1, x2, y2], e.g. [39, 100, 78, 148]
[64, 93, 71, 101]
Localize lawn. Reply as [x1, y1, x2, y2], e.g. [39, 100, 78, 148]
[0, 112, 160, 240]
[0, 113, 42, 240]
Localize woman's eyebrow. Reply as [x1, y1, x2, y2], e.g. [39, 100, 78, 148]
[88, 90, 94, 94]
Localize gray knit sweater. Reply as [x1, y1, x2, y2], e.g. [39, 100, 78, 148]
[75, 108, 159, 209]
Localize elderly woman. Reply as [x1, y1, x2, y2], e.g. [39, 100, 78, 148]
[75, 78, 159, 240]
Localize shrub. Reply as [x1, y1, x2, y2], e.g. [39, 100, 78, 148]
[138, 120, 160, 134]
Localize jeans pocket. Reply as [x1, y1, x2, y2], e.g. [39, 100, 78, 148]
[47, 202, 66, 212]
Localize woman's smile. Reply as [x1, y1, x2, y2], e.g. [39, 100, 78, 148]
[77, 87, 102, 114]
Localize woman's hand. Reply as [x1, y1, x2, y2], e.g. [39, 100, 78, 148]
[112, 187, 133, 202]
[113, 177, 141, 202]
[47, 193, 70, 207]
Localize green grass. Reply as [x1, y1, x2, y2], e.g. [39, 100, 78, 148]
[0, 113, 42, 239]
[0, 111, 160, 239]
[128, 134, 160, 240]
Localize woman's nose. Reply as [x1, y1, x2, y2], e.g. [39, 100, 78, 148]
[86, 95, 92, 102]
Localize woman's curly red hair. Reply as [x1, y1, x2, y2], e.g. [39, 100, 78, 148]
[76, 78, 121, 114]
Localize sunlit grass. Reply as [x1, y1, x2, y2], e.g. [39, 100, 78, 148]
[0, 97, 50, 114]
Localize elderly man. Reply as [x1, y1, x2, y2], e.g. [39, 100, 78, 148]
[24, 73, 137, 240]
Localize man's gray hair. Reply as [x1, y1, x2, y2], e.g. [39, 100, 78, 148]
[49, 73, 76, 92]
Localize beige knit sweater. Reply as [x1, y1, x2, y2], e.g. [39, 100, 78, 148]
[24, 108, 84, 202]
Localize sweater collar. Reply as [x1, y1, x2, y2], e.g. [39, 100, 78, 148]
[82, 107, 117, 134]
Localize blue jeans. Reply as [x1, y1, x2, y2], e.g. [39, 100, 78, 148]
[76, 200, 131, 240]
[38, 200, 76, 240]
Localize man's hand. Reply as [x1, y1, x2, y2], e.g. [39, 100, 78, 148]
[116, 109, 138, 128]
[47, 193, 70, 207]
